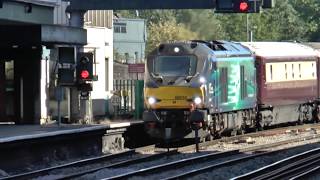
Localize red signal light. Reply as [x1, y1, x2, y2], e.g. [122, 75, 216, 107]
[80, 70, 89, 79]
[239, 2, 249, 11]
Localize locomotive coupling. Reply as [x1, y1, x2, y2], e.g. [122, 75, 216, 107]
[190, 110, 204, 130]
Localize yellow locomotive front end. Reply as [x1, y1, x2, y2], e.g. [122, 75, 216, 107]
[143, 42, 211, 140]
[144, 86, 204, 109]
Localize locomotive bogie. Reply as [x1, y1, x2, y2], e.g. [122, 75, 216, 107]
[209, 108, 257, 136]
[143, 109, 193, 139]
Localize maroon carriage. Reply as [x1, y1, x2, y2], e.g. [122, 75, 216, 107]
[242, 42, 319, 125]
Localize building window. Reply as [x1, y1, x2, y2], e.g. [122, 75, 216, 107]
[114, 23, 127, 33]
[114, 26, 120, 33]
[120, 26, 126, 33]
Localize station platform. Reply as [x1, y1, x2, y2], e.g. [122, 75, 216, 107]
[0, 120, 143, 143]
[0, 120, 144, 176]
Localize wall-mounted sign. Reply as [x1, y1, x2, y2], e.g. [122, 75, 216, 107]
[128, 63, 145, 73]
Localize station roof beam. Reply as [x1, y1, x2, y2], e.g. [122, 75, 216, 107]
[66, 0, 216, 11]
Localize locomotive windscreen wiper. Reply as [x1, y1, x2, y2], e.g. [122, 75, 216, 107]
[151, 73, 163, 83]
[185, 72, 199, 82]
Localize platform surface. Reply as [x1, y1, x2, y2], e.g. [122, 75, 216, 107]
[0, 119, 143, 143]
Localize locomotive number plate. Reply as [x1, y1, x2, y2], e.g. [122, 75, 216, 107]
[175, 96, 187, 100]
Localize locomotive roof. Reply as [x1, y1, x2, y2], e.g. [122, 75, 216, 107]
[191, 40, 252, 57]
[240, 42, 318, 58]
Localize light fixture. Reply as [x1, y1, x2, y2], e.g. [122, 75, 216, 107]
[25, 3, 32, 13]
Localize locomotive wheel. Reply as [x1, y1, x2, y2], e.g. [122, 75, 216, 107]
[238, 128, 245, 135]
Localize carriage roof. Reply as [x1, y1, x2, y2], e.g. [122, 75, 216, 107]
[241, 42, 319, 58]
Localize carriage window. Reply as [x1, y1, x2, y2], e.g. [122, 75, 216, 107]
[270, 65, 273, 80]
[312, 63, 315, 77]
[285, 64, 287, 79]
[292, 64, 294, 78]
[299, 64, 301, 78]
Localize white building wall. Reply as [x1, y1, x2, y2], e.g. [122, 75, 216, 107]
[105, 28, 114, 95]
[85, 27, 113, 116]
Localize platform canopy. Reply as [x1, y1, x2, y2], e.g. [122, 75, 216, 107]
[0, 25, 87, 47]
[66, 0, 216, 11]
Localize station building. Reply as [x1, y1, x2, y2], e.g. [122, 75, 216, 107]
[0, 0, 114, 124]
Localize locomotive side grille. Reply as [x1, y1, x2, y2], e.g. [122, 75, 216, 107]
[220, 67, 228, 103]
[240, 65, 248, 99]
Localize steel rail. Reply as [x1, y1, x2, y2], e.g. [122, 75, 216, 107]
[184, 123, 320, 152]
[1, 144, 158, 180]
[264, 154, 320, 180]
[0, 149, 136, 180]
[105, 150, 241, 180]
[164, 137, 320, 180]
[232, 147, 320, 180]
[290, 166, 320, 180]
[163, 150, 282, 180]
[59, 149, 179, 179]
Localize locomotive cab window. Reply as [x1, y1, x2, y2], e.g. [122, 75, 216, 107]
[153, 56, 197, 76]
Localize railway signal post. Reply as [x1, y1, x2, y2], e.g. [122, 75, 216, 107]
[76, 52, 94, 123]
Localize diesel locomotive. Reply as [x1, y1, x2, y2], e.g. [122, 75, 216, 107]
[143, 40, 320, 140]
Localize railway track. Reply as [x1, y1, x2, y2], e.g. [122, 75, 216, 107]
[0, 145, 166, 180]
[105, 136, 320, 180]
[290, 166, 320, 180]
[177, 123, 320, 152]
[233, 147, 320, 180]
[2, 124, 320, 180]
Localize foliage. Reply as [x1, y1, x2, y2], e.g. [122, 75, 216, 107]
[175, 10, 227, 40]
[146, 19, 198, 53]
[290, 0, 320, 41]
[116, 0, 320, 54]
[215, 0, 308, 41]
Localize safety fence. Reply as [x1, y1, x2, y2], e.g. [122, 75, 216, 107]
[112, 79, 144, 119]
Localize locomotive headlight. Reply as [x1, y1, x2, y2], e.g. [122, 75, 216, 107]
[194, 97, 202, 105]
[174, 47, 180, 53]
[148, 97, 157, 105]
[199, 76, 206, 84]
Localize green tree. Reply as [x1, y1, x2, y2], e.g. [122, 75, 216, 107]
[215, 14, 248, 41]
[253, 0, 307, 41]
[146, 19, 199, 54]
[290, 0, 320, 41]
[216, 0, 308, 42]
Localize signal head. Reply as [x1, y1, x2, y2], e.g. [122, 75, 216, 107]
[80, 70, 89, 79]
[80, 56, 89, 64]
[239, 1, 249, 12]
